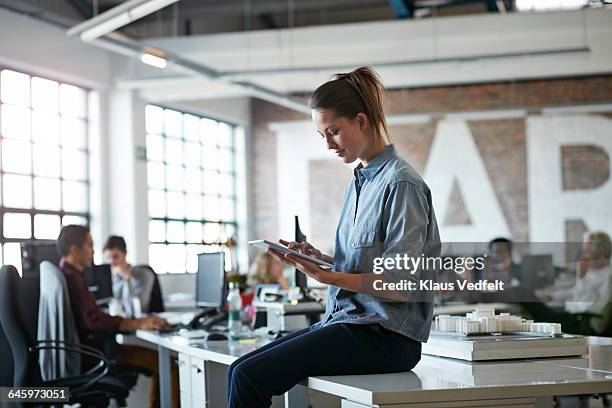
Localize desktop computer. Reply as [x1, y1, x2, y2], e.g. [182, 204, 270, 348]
[521, 254, 555, 290]
[293, 215, 320, 303]
[21, 240, 60, 274]
[188, 252, 228, 330]
[84, 264, 113, 305]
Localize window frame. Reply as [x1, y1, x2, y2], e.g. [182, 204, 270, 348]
[145, 104, 239, 274]
[0, 66, 91, 248]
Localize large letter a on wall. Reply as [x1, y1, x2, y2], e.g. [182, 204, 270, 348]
[424, 119, 511, 242]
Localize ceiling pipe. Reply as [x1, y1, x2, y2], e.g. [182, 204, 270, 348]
[88, 31, 311, 113]
[0, 0, 310, 112]
[66, 0, 181, 42]
[63, 0, 309, 112]
[217, 47, 592, 79]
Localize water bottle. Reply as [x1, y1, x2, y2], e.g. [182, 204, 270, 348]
[227, 282, 242, 338]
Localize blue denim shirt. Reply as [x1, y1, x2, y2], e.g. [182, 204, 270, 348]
[311, 144, 440, 342]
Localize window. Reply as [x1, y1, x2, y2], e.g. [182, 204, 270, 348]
[145, 105, 237, 274]
[0, 69, 90, 273]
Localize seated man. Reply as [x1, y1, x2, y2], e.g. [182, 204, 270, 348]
[104, 235, 155, 316]
[485, 237, 521, 286]
[521, 231, 612, 334]
[57, 225, 178, 408]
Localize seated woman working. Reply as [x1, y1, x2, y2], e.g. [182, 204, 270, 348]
[248, 252, 290, 290]
[522, 231, 611, 334]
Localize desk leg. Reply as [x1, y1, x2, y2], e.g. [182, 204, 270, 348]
[158, 345, 171, 408]
[284, 384, 309, 408]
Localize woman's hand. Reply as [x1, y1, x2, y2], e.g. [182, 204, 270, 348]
[279, 239, 322, 260]
[111, 264, 132, 281]
[267, 246, 335, 285]
[278, 239, 334, 264]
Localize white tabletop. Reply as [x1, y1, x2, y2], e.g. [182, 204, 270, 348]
[134, 330, 612, 406]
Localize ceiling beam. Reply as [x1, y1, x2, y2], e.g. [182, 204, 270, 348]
[67, 0, 181, 42]
[133, 0, 388, 23]
[0, 0, 310, 113]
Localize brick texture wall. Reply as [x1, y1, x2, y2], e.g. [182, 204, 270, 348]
[251, 75, 612, 247]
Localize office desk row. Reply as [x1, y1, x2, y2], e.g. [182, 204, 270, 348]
[127, 329, 612, 408]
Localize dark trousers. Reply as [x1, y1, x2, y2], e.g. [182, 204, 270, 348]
[227, 323, 422, 408]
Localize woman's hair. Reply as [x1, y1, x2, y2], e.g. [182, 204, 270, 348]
[309, 66, 390, 142]
[248, 253, 278, 285]
[103, 235, 127, 253]
[586, 231, 612, 260]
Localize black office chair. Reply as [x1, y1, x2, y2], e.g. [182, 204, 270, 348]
[134, 264, 165, 313]
[0, 321, 14, 386]
[571, 303, 612, 337]
[0, 265, 130, 407]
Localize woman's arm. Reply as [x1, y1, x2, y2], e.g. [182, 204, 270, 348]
[268, 249, 413, 301]
[270, 180, 436, 302]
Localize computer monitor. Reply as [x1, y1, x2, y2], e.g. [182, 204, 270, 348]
[84, 264, 113, 305]
[294, 215, 308, 291]
[20, 240, 61, 276]
[196, 252, 225, 309]
[521, 254, 555, 290]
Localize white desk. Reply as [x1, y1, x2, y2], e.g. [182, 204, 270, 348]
[131, 330, 612, 408]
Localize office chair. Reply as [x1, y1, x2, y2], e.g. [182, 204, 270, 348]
[0, 265, 130, 407]
[0, 322, 14, 386]
[37, 261, 150, 391]
[134, 264, 165, 313]
[571, 302, 612, 337]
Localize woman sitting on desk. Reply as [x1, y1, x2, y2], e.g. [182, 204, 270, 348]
[227, 66, 441, 407]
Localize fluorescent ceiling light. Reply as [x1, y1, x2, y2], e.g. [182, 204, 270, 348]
[515, 0, 588, 11]
[80, 13, 131, 42]
[141, 53, 167, 69]
[69, 0, 180, 42]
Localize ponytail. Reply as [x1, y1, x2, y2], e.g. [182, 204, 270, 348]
[309, 66, 390, 142]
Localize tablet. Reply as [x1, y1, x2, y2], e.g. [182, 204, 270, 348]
[248, 240, 333, 270]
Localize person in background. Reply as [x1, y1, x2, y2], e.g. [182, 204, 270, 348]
[57, 225, 178, 408]
[104, 235, 155, 315]
[545, 231, 611, 314]
[248, 252, 290, 290]
[485, 237, 521, 286]
[522, 231, 612, 334]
